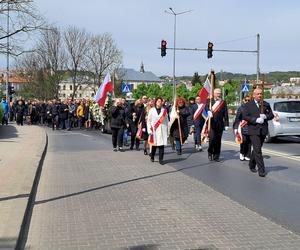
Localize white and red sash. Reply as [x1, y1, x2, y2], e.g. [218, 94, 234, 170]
[212, 99, 224, 114]
[193, 103, 205, 121]
[148, 108, 167, 145]
[235, 120, 247, 144]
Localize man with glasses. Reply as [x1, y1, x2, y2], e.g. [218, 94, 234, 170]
[243, 88, 274, 177]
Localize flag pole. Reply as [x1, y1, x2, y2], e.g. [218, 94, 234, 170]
[260, 74, 265, 114]
[208, 70, 214, 132]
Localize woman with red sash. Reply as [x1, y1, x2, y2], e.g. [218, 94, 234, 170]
[147, 97, 169, 165]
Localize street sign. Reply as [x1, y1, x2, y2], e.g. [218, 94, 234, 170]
[241, 84, 250, 93]
[121, 84, 133, 93]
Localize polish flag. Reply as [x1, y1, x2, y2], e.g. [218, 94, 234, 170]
[94, 73, 114, 106]
[197, 76, 210, 104]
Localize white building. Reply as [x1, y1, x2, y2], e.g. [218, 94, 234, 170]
[58, 78, 95, 100]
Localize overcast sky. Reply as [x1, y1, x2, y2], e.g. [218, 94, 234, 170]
[5, 0, 300, 76]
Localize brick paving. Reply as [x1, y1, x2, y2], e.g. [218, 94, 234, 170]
[26, 130, 300, 250]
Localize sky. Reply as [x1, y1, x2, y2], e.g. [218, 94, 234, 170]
[3, 0, 300, 77]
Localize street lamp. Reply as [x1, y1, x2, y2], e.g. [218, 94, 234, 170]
[165, 7, 192, 100]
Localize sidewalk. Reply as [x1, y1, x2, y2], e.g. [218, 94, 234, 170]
[0, 124, 47, 249]
[25, 129, 300, 250]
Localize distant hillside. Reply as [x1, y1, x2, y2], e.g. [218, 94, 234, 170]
[160, 71, 300, 83]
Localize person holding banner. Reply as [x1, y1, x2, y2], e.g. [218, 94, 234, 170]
[233, 95, 252, 161]
[191, 96, 206, 151]
[169, 97, 190, 155]
[147, 97, 169, 164]
[207, 88, 229, 162]
[242, 88, 274, 177]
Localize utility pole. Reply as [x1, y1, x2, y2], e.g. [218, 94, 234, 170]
[165, 8, 192, 100]
[5, 0, 10, 102]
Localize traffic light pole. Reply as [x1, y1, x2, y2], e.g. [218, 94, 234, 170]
[165, 8, 192, 100]
[159, 33, 261, 86]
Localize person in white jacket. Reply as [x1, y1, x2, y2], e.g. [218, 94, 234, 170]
[147, 97, 169, 165]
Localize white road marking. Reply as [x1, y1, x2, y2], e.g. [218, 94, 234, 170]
[223, 140, 300, 163]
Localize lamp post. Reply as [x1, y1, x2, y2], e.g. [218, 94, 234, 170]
[5, 0, 10, 102]
[165, 8, 192, 100]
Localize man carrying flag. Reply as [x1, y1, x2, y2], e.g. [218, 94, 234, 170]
[191, 96, 206, 151]
[206, 88, 229, 162]
[94, 73, 114, 107]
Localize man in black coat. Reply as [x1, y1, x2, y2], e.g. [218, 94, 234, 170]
[242, 88, 274, 177]
[206, 88, 229, 162]
[191, 96, 206, 151]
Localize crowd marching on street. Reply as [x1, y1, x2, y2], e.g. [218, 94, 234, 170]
[1, 86, 274, 178]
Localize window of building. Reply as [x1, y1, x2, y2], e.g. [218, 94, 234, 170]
[63, 85, 66, 90]
[63, 94, 66, 98]
[79, 85, 82, 90]
[69, 85, 72, 90]
[79, 94, 82, 97]
[91, 93, 94, 97]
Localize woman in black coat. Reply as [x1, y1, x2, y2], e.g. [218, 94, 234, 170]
[110, 98, 126, 151]
[170, 97, 190, 155]
[15, 100, 25, 126]
[126, 99, 143, 150]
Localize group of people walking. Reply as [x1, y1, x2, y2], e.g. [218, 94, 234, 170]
[2, 86, 274, 178]
[110, 87, 274, 178]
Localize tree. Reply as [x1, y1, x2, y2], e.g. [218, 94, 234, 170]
[0, 0, 45, 56]
[37, 26, 65, 98]
[147, 83, 161, 98]
[84, 33, 122, 94]
[133, 83, 148, 99]
[64, 26, 89, 100]
[161, 84, 173, 101]
[176, 84, 190, 100]
[189, 83, 202, 99]
[191, 72, 201, 86]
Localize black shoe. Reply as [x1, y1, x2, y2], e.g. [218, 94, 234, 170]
[144, 149, 148, 155]
[249, 167, 257, 173]
[118, 147, 124, 152]
[113, 148, 117, 152]
[208, 153, 213, 161]
[177, 150, 182, 155]
[159, 160, 164, 165]
[130, 146, 134, 150]
[150, 158, 154, 162]
[214, 157, 220, 162]
[259, 172, 266, 177]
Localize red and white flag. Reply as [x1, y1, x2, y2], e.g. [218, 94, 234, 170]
[197, 76, 210, 104]
[94, 73, 114, 106]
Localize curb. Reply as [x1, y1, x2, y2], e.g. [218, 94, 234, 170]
[15, 131, 48, 250]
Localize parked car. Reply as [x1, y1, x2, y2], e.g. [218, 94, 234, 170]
[264, 98, 300, 142]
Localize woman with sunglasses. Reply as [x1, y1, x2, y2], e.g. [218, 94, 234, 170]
[233, 95, 252, 161]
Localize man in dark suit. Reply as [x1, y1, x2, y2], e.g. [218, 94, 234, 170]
[243, 88, 274, 177]
[207, 88, 229, 162]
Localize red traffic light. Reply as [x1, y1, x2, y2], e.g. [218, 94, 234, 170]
[161, 40, 167, 57]
[208, 42, 213, 48]
[161, 40, 167, 46]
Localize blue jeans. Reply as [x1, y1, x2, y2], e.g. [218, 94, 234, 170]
[175, 139, 181, 152]
[123, 128, 128, 145]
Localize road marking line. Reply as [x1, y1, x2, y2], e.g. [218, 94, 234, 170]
[223, 140, 300, 163]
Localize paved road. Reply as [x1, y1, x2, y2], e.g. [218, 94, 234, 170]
[24, 128, 300, 249]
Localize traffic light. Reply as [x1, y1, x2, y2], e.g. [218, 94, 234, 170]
[207, 42, 213, 59]
[8, 85, 15, 95]
[161, 40, 167, 57]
